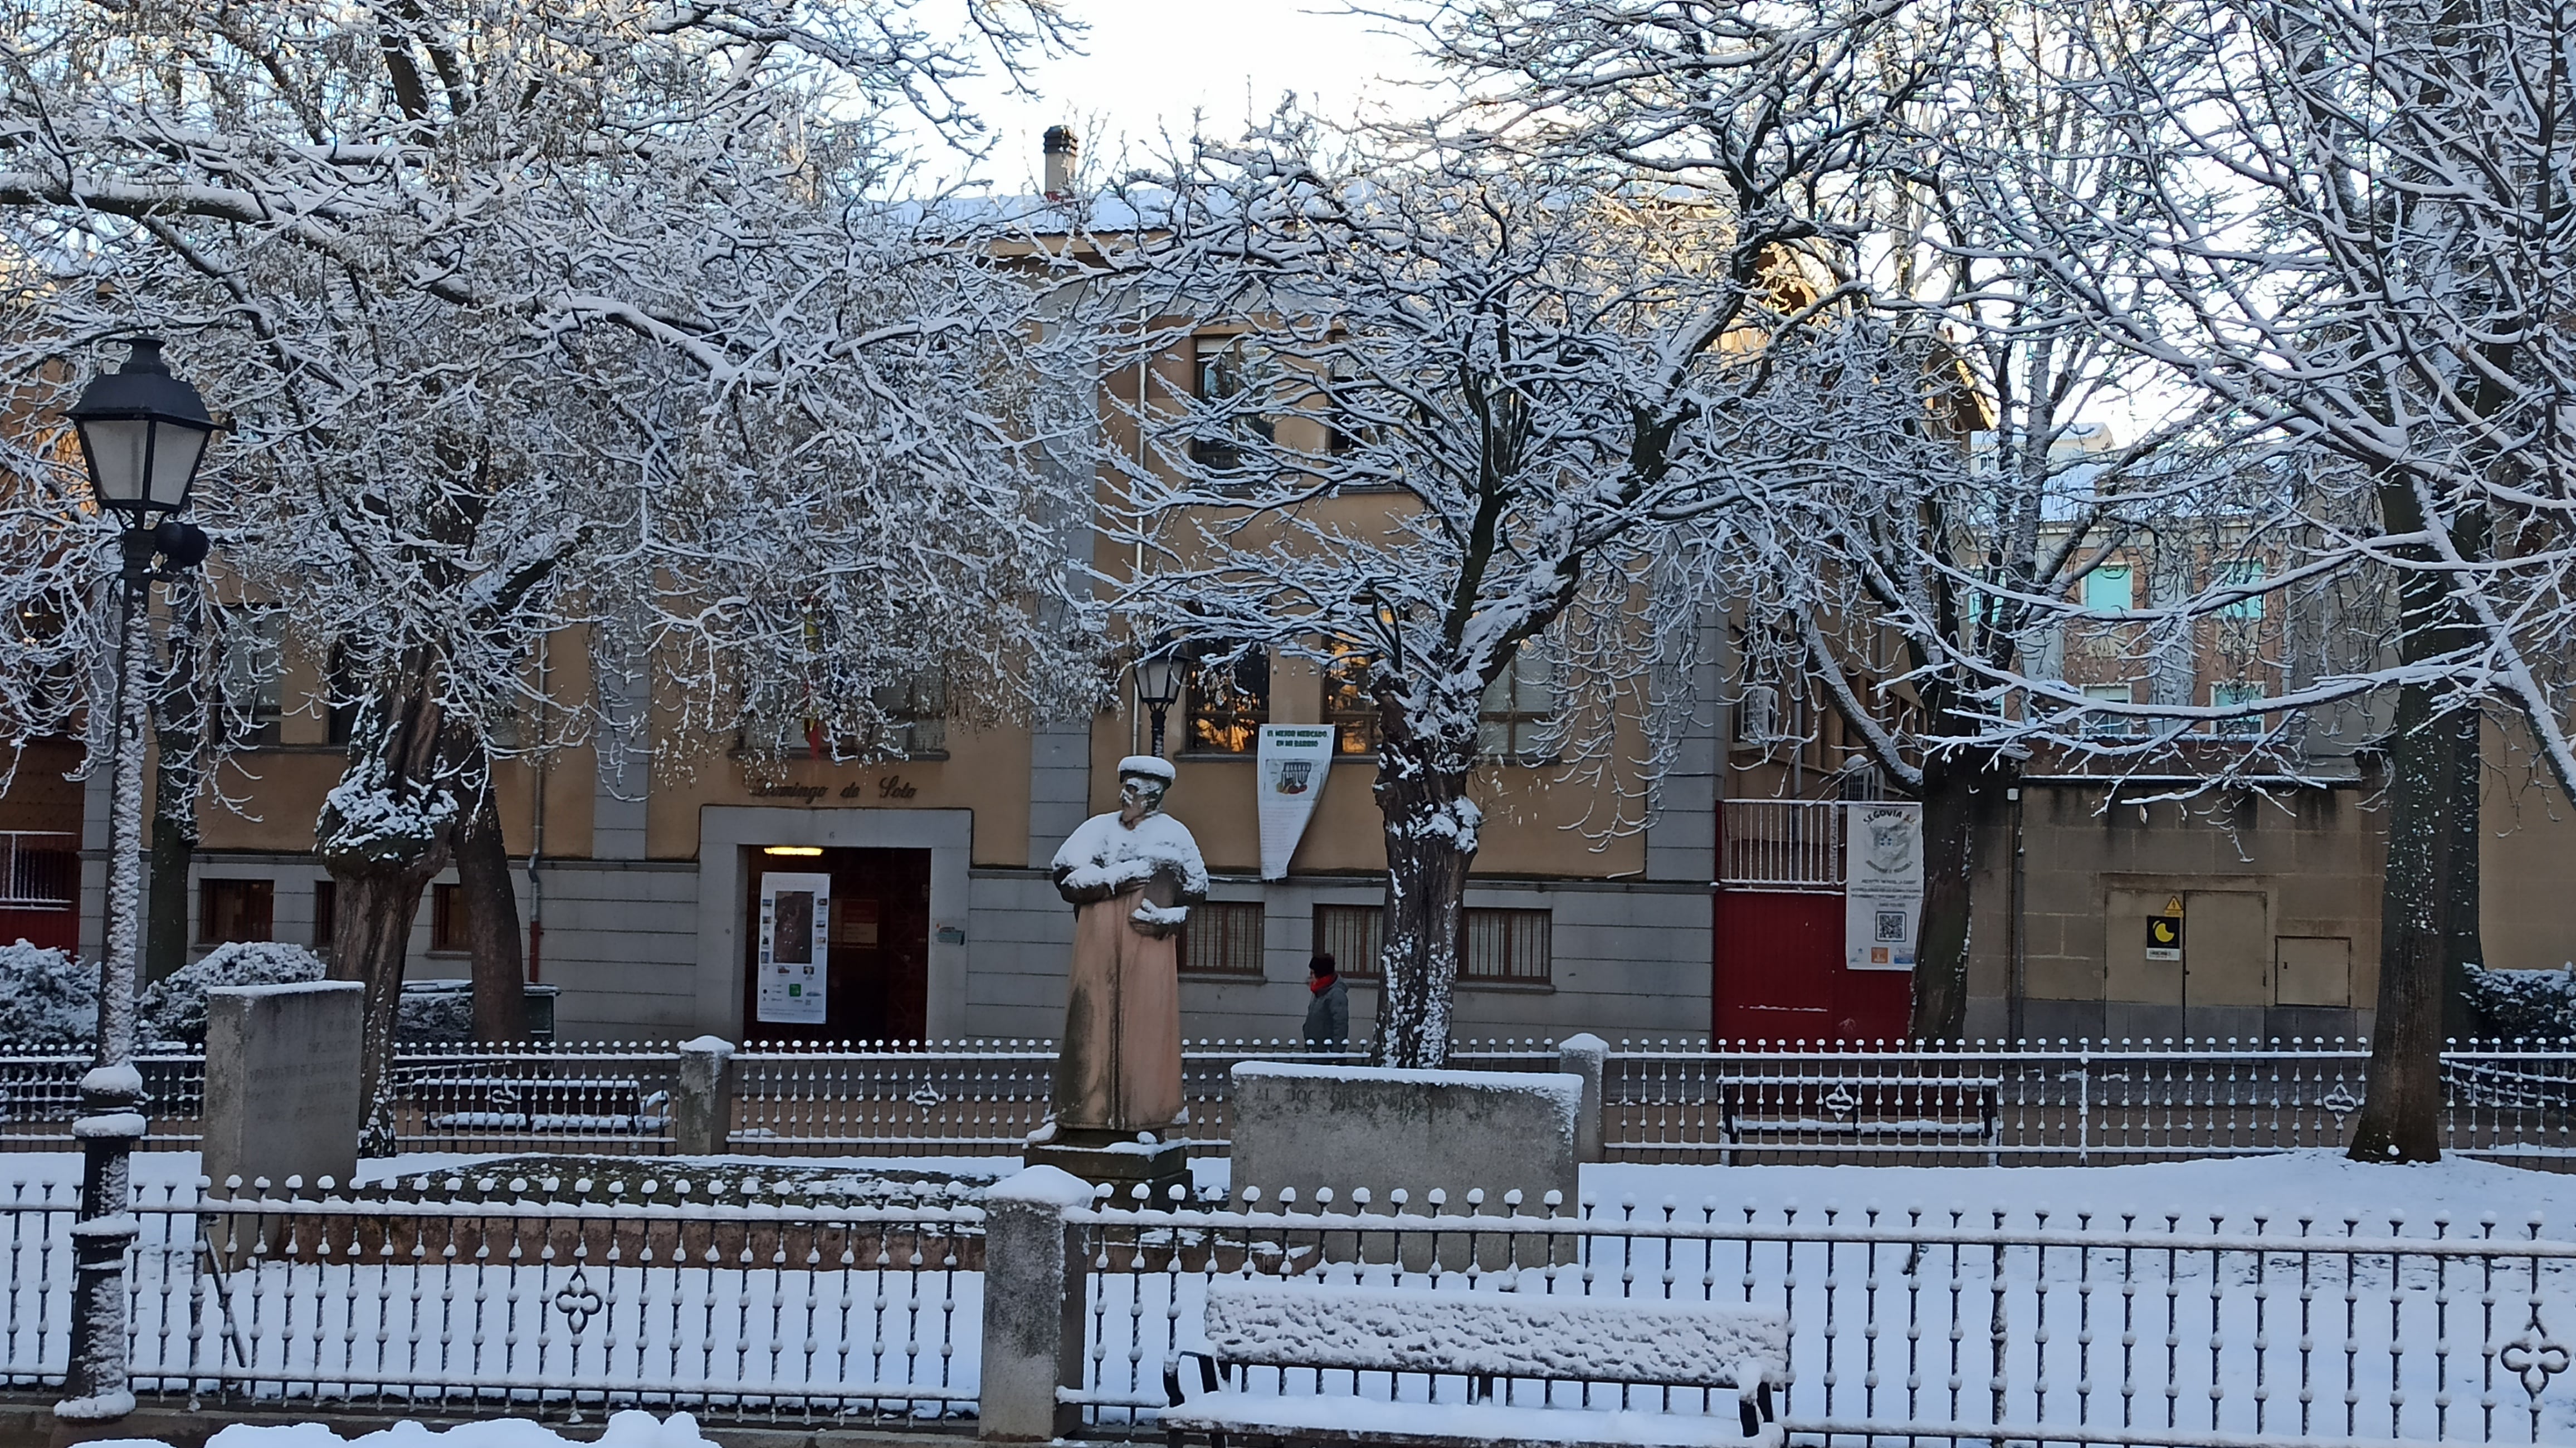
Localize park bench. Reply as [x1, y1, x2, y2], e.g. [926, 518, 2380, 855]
[396, 1071, 668, 1135]
[1717, 1075, 2000, 1161]
[1160, 1277, 1788, 1448]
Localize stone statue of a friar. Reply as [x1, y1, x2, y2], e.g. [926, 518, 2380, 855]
[1030, 756, 1208, 1190]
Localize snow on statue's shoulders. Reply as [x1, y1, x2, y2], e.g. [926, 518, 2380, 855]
[1051, 810, 1209, 893]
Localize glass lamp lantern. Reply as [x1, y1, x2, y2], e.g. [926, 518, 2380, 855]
[66, 337, 217, 520]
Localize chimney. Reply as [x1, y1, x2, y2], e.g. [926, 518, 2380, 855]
[1043, 125, 1077, 199]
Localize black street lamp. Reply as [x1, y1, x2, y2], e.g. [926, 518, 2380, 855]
[1134, 640, 1184, 757]
[56, 337, 216, 1423]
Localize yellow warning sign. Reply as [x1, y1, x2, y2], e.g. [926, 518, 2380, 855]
[2164, 896, 2184, 916]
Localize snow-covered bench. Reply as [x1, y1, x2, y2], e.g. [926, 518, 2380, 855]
[1718, 1076, 2000, 1158]
[1160, 1278, 1787, 1448]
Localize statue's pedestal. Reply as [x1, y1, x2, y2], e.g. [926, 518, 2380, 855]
[1026, 1126, 1191, 1202]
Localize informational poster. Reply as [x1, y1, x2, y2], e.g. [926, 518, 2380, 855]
[1844, 802, 1924, 971]
[1256, 724, 1336, 880]
[756, 871, 831, 1024]
[2146, 894, 2185, 962]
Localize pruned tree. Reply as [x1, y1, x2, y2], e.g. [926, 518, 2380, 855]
[1097, 119, 1927, 1067]
[1, 0, 1094, 1142]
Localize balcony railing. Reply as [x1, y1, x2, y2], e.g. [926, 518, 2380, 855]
[0, 831, 76, 910]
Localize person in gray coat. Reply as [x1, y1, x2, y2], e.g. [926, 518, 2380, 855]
[1303, 952, 1350, 1052]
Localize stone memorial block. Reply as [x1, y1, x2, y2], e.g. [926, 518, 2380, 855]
[203, 980, 365, 1197]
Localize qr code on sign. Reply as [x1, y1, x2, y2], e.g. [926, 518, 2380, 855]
[1875, 907, 1908, 943]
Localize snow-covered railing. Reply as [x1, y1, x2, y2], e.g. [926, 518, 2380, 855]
[0, 1050, 201, 1150]
[1604, 1038, 2576, 1165]
[0, 1171, 983, 1420]
[4, 1036, 2573, 1167]
[1067, 1186, 2576, 1447]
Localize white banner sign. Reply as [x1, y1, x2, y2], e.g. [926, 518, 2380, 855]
[755, 871, 831, 1024]
[1845, 802, 1924, 972]
[1256, 725, 1336, 880]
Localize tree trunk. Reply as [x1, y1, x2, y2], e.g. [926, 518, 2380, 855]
[316, 657, 457, 1157]
[144, 589, 204, 984]
[1909, 753, 2007, 1041]
[2349, 686, 2483, 1162]
[2349, 465, 2486, 1163]
[1372, 731, 1478, 1069]
[144, 765, 197, 984]
[454, 781, 528, 1041]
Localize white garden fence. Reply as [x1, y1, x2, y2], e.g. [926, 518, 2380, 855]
[0, 1170, 2568, 1445]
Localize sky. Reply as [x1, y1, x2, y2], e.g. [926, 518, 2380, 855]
[899, 1, 1449, 192]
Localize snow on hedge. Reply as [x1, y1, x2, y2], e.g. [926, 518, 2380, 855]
[0, 941, 95, 1048]
[136, 942, 326, 1046]
[2464, 965, 2576, 1040]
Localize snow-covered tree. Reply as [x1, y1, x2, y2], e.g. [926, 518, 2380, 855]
[0, 0, 1094, 1141]
[1967, 0, 2576, 1158]
[1097, 120, 1926, 1067]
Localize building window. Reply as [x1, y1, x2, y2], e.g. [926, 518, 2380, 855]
[1311, 903, 1551, 985]
[1462, 907, 1552, 985]
[871, 668, 949, 759]
[1479, 650, 1556, 761]
[313, 879, 337, 952]
[1185, 649, 1269, 754]
[198, 878, 274, 946]
[217, 614, 285, 747]
[2211, 681, 2266, 736]
[2081, 682, 2138, 739]
[430, 881, 465, 952]
[1315, 903, 1382, 979]
[1324, 649, 1379, 755]
[2216, 561, 2265, 619]
[1179, 901, 1265, 976]
[2081, 562, 2133, 613]
[1191, 334, 1275, 471]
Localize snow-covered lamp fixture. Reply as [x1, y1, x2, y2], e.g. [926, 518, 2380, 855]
[67, 337, 217, 520]
[1134, 642, 1185, 756]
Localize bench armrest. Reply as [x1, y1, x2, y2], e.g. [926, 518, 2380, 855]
[1164, 1350, 1220, 1408]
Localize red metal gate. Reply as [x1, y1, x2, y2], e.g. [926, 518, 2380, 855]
[1711, 802, 1910, 1043]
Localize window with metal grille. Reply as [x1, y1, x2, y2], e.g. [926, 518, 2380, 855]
[1462, 907, 1552, 984]
[1314, 903, 1382, 979]
[1178, 900, 1265, 976]
[1312, 903, 1550, 985]
[198, 878, 274, 946]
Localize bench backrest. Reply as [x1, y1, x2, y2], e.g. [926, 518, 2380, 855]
[1202, 1278, 1789, 1388]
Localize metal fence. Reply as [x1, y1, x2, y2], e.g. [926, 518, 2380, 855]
[1070, 1188, 2576, 1447]
[0, 1172, 982, 1421]
[3, 1037, 2574, 1167]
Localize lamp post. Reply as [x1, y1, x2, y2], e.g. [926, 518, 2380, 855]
[1134, 642, 1184, 757]
[57, 337, 216, 1422]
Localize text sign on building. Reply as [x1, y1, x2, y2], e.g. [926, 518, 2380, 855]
[1256, 725, 1336, 880]
[756, 871, 831, 1024]
[2146, 895, 2185, 962]
[1845, 802, 1924, 972]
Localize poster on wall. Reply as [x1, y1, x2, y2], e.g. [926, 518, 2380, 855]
[756, 871, 831, 1024]
[1256, 724, 1336, 880]
[1845, 802, 1924, 971]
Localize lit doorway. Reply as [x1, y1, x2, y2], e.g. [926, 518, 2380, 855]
[744, 847, 931, 1042]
